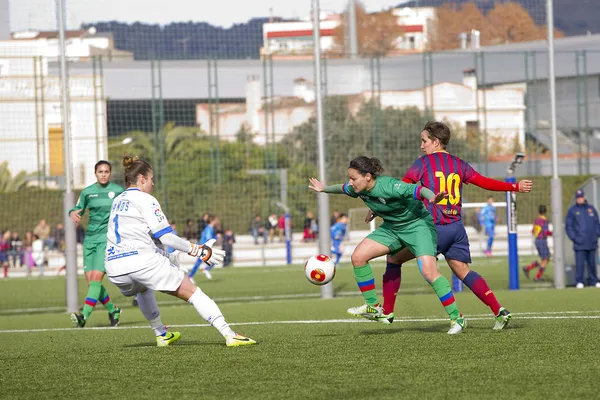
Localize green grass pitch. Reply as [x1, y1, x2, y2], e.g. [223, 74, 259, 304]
[1, 256, 600, 399]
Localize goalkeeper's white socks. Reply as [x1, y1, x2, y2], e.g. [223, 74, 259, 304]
[136, 290, 167, 336]
[188, 288, 235, 337]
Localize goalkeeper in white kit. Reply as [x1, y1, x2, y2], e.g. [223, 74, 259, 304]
[105, 155, 256, 347]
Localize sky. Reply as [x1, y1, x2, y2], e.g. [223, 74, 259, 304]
[10, 0, 407, 31]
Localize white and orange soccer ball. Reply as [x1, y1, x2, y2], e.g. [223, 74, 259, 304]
[304, 254, 336, 285]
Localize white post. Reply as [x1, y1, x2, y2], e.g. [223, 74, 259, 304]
[57, 0, 79, 311]
[313, 0, 333, 299]
[547, 0, 565, 289]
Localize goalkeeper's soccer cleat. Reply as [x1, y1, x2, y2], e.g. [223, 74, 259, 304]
[156, 331, 181, 347]
[493, 308, 512, 330]
[447, 316, 466, 335]
[70, 312, 86, 328]
[347, 303, 384, 318]
[226, 334, 257, 347]
[108, 308, 122, 327]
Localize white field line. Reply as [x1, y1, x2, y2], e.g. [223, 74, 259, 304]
[2, 311, 600, 334]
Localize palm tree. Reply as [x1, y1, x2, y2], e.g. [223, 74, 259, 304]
[0, 161, 32, 192]
[108, 122, 209, 162]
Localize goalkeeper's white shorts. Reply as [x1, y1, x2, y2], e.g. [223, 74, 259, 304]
[107, 253, 186, 296]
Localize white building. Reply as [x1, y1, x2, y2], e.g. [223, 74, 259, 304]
[392, 7, 436, 52]
[262, 15, 341, 57]
[196, 72, 525, 152]
[0, 29, 124, 188]
[262, 7, 436, 57]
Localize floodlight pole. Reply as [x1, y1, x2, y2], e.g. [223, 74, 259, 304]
[313, 0, 333, 299]
[547, 0, 565, 289]
[57, 0, 79, 312]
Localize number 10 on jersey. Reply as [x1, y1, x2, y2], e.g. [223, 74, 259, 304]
[435, 171, 461, 205]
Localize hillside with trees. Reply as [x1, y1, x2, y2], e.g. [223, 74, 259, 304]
[83, 1, 597, 60]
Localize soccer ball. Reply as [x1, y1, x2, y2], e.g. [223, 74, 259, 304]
[304, 254, 336, 285]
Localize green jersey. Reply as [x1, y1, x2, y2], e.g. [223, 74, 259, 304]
[342, 176, 431, 227]
[70, 182, 124, 243]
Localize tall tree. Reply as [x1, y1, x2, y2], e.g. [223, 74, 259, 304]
[331, 5, 405, 57]
[428, 1, 563, 50]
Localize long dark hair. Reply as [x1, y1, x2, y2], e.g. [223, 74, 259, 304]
[348, 156, 384, 178]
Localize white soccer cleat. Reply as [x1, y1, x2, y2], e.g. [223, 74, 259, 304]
[202, 268, 213, 280]
[346, 303, 384, 318]
[226, 334, 257, 347]
[596, 283, 600, 289]
[576, 283, 584, 289]
[447, 317, 466, 335]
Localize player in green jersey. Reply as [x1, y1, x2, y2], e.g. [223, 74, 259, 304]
[69, 161, 124, 327]
[309, 156, 466, 334]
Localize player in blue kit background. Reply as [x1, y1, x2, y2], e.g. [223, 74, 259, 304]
[375, 121, 533, 330]
[479, 196, 497, 256]
[189, 214, 219, 281]
[330, 213, 348, 266]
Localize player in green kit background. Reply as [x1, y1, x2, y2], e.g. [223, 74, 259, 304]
[69, 161, 124, 327]
[309, 156, 466, 334]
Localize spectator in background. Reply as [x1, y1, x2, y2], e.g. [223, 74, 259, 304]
[266, 214, 279, 243]
[9, 231, 22, 269]
[222, 228, 235, 267]
[21, 231, 34, 276]
[31, 234, 45, 276]
[183, 218, 197, 241]
[566, 189, 600, 289]
[197, 213, 209, 241]
[303, 211, 317, 242]
[0, 230, 9, 277]
[249, 215, 267, 245]
[76, 223, 85, 244]
[278, 214, 286, 242]
[479, 197, 497, 257]
[331, 209, 341, 227]
[33, 219, 51, 249]
[52, 223, 66, 252]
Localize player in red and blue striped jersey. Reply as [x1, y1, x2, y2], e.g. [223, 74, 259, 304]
[523, 205, 551, 281]
[378, 121, 533, 329]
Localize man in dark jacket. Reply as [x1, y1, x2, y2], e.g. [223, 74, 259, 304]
[566, 189, 600, 288]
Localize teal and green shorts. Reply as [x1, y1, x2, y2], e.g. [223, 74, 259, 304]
[366, 219, 437, 257]
[83, 241, 107, 273]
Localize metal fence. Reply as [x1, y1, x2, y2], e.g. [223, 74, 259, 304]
[0, 0, 597, 298]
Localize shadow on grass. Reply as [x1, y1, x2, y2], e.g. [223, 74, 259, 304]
[333, 283, 349, 295]
[123, 340, 224, 348]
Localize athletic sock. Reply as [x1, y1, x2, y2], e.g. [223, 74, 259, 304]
[382, 262, 402, 314]
[188, 288, 235, 337]
[81, 280, 102, 320]
[430, 276, 461, 320]
[535, 267, 546, 280]
[462, 270, 502, 315]
[99, 285, 116, 313]
[136, 290, 167, 336]
[526, 260, 540, 271]
[353, 264, 378, 306]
